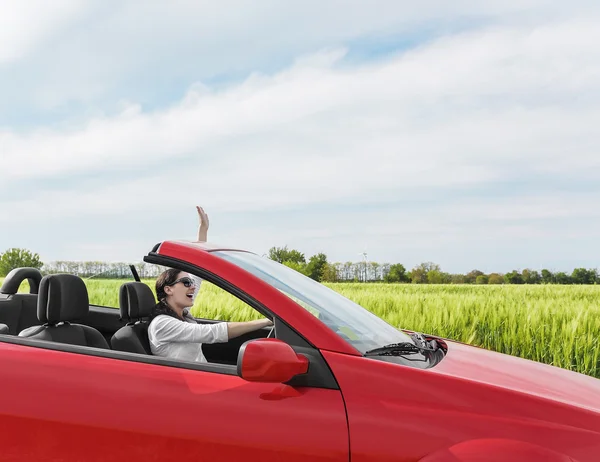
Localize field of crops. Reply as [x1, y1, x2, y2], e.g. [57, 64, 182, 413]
[2, 277, 599, 379]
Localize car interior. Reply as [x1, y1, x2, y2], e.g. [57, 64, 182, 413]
[0, 266, 270, 366]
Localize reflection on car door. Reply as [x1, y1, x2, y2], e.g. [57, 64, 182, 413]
[0, 342, 349, 462]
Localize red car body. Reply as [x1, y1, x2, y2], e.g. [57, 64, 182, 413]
[0, 240, 599, 461]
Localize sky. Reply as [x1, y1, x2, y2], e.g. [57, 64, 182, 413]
[1, 1, 600, 274]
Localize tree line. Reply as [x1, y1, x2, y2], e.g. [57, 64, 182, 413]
[0, 248, 164, 279]
[266, 246, 600, 285]
[0, 246, 598, 285]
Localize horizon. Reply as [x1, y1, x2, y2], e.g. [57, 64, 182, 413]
[2, 240, 597, 276]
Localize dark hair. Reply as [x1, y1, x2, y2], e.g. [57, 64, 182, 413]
[150, 268, 185, 321]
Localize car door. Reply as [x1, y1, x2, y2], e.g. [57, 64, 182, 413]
[0, 338, 349, 462]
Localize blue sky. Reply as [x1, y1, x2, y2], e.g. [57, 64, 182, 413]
[2, 0, 600, 274]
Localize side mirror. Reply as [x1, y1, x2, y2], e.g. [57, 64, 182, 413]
[237, 338, 309, 383]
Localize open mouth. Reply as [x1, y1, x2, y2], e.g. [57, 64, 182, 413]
[186, 294, 194, 299]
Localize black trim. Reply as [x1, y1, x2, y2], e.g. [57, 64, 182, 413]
[236, 341, 249, 377]
[0, 334, 237, 376]
[129, 265, 141, 282]
[285, 345, 338, 389]
[274, 317, 311, 348]
[0, 267, 42, 295]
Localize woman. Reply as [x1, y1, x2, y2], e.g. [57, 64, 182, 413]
[148, 206, 272, 363]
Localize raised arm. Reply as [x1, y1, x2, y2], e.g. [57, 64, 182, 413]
[196, 206, 209, 242]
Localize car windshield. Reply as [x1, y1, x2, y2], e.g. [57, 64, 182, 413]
[213, 250, 415, 353]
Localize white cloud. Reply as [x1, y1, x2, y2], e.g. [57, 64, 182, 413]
[0, 0, 90, 64]
[2, 0, 598, 110]
[2, 17, 600, 192]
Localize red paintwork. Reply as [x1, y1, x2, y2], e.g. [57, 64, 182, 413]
[433, 340, 600, 414]
[322, 349, 600, 462]
[0, 342, 349, 461]
[0, 239, 599, 461]
[240, 338, 309, 383]
[419, 439, 577, 462]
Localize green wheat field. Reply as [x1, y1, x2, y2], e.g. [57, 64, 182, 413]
[3, 278, 599, 379]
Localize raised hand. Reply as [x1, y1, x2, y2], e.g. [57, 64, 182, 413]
[196, 206, 209, 241]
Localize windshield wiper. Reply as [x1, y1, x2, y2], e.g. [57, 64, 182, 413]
[364, 334, 439, 357]
[364, 342, 423, 356]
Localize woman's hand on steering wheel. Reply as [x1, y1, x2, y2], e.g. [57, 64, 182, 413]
[266, 319, 275, 338]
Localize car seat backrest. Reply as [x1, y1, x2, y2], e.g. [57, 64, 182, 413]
[0, 268, 43, 335]
[111, 282, 155, 354]
[18, 273, 109, 349]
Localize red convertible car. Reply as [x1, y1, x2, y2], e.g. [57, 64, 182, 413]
[0, 240, 598, 461]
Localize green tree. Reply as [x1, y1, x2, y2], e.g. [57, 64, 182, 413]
[306, 253, 328, 282]
[411, 262, 440, 284]
[411, 267, 427, 284]
[571, 268, 598, 285]
[465, 270, 484, 284]
[268, 246, 306, 265]
[0, 248, 43, 276]
[321, 263, 339, 282]
[488, 273, 504, 284]
[475, 274, 489, 284]
[504, 271, 524, 284]
[522, 269, 541, 284]
[383, 263, 408, 283]
[449, 274, 466, 284]
[427, 270, 450, 284]
[427, 270, 442, 284]
[554, 272, 572, 284]
[541, 269, 555, 284]
[283, 261, 308, 276]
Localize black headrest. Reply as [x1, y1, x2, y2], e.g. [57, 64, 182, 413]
[119, 282, 156, 321]
[37, 274, 89, 324]
[0, 267, 42, 294]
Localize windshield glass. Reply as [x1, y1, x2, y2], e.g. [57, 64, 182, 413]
[213, 250, 415, 353]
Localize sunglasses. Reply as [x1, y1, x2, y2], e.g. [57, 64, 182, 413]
[169, 277, 196, 288]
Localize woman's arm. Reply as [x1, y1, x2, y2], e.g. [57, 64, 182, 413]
[193, 205, 209, 299]
[152, 316, 272, 344]
[196, 205, 209, 242]
[149, 315, 229, 345]
[226, 318, 273, 339]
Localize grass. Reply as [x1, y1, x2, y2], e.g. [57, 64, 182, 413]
[2, 277, 599, 379]
[331, 283, 600, 379]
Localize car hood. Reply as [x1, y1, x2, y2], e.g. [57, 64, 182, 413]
[430, 339, 600, 414]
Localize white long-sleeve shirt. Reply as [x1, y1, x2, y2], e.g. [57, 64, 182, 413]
[148, 310, 229, 363]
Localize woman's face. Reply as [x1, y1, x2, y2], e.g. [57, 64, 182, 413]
[164, 271, 196, 309]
